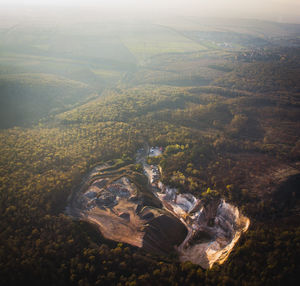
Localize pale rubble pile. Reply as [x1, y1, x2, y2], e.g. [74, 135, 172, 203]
[68, 146, 250, 269]
[178, 200, 250, 268]
[144, 147, 250, 269]
[155, 182, 250, 268]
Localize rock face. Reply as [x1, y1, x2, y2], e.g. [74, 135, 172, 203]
[142, 214, 188, 255]
[197, 199, 220, 227]
[178, 199, 250, 269]
[67, 148, 250, 268]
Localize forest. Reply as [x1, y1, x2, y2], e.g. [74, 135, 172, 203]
[0, 11, 300, 286]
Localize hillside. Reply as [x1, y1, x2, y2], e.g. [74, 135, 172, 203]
[0, 73, 95, 128]
[0, 16, 299, 286]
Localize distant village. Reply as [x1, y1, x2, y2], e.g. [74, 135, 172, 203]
[236, 48, 286, 62]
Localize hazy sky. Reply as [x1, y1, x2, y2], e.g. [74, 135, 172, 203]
[1, 0, 300, 23]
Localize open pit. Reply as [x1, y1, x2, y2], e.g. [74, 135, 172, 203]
[67, 146, 249, 269]
[66, 163, 187, 253]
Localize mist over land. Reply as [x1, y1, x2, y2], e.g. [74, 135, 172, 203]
[1, 0, 300, 23]
[0, 1, 300, 286]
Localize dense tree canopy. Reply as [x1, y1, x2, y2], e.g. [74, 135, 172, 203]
[0, 20, 300, 285]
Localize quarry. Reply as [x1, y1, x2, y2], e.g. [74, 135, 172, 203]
[67, 146, 250, 269]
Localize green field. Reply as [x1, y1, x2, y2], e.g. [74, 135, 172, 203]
[120, 25, 206, 61]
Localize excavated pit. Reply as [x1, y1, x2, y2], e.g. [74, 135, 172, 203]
[67, 172, 188, 252]
[67, 147, 249, 269]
